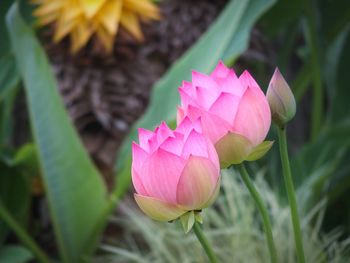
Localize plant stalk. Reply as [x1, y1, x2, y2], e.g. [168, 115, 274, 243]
[237, 163, 278, 263]
[0, 201, 50, 263]
[193, 222, 218, 263]
[277, 127, 306, 263]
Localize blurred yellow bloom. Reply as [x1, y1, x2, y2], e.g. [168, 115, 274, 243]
[32, 0, 160, 53]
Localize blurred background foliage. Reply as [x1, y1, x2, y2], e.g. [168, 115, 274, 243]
[0, 0, 350, 262]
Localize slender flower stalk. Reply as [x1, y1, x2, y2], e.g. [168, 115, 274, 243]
[277, 127, 306, 263]
[0, 201, 50, 263]
[237, 163, 277, 263]
[193, 222, 218, 263]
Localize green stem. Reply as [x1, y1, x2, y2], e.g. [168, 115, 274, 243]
[193, 222, 218, 263]
[277, 127, 306, 263]
[237, 163, 278, 263]
[0, 201, 49, 263]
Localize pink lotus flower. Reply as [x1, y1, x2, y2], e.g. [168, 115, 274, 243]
[177, 62, 272, 167]
[132, 118, 220, 222]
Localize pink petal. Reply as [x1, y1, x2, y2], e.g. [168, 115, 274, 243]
[232, 87, 271, 146]
[239, 70, 259, 89]
[177, 106, 185, 124]
[180, 81, 196, 97]
[195, 86, 220, 109]
[209, 92, 240, 125]
[132, 142, 148, 174]
[179, 87, 198, 109]
[160, 133, 184, 156]
[221, 71, 247, 97]
[135, 194, 186, 221]
[132, 169, 148, 196]
[156, 122, 174, 145]
[210, 61, 230, 80]
[147, 135, 159, 153]
[176, 116, 202, 139]
[205, 136, 220, 171]
[186, 105, 232, 144]
[141, 148, 186, 204]
[192, 71, 219, 90]
[239, 70, 264, 96]
[202, 177, 221, 208]
[138, 128, 154, 152]
[176, 156, 219, 210]
[181, 129, 209, 159]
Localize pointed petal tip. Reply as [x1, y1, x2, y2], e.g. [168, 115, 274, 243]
[132, 141, 140, 148]
[274, 67, 281, 75]
[138, 127, 151, 134]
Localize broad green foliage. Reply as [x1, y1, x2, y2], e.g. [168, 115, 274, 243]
[6, 4, 108, 262]
[115, 0, 277, 200]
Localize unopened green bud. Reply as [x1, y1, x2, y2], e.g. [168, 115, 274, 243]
[267, 68, 296, 127]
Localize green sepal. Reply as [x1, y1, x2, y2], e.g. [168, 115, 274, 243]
[215, 132, 252, 168]
[180, 211, 195, 233]
[194, 212, 203, 224]
[245, 141, 274, 162]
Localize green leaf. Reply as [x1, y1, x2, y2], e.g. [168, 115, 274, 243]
[0, 0, 14, 57]
[223, 0, 277, 61]
[6, 4, 108, 262]
[0, 165, 31, 246]
[0, 54, 19, 100]
[246, 141, 274, 162]
[292, 120, 350, 211]
[319, 0, 350, 43]
[0, 245, 33, 263]
[0, 84, 18, 145]
[114, 0, 277, 199]
[259, 0, 303, 37]
[0, 144, 36, 245]
[292, 61, 312, 101]
[0, 1, 20, 145]
[327, 27, 350, 123]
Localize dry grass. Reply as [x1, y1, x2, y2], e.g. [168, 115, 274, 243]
[96, 168, 350, 263]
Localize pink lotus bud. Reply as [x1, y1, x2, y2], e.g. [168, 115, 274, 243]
[132, 118, 220, 222]
[267, 68, 296, 127]
[177, 61, 272, 168]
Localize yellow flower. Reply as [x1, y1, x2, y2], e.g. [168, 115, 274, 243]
[32, 0, 160, 53]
